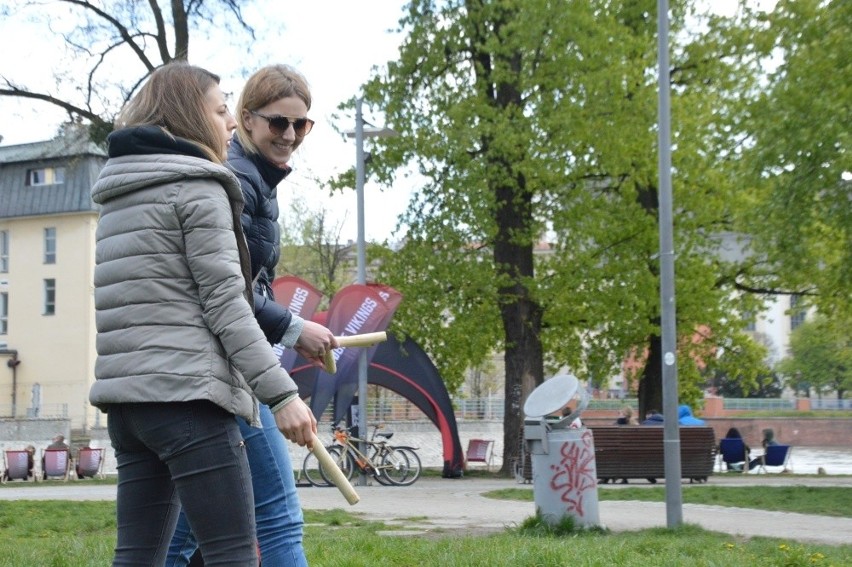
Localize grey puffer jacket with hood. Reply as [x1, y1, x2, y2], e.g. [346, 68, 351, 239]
[88, 126, 298, 424]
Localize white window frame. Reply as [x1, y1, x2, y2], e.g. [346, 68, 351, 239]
[27, 166, 66, 186]
[0, 230, 8, 273]
[44, 278, 56, 316]
[0, 292, 7, 334]
[790, 295, 806, 331]
[44, 227, 56, 264]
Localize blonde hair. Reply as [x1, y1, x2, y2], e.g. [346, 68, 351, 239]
[115, 61, 226, 163]
[236, 64, 312, 155]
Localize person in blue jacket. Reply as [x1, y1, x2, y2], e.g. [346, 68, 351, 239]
[677, 404, 706, 426]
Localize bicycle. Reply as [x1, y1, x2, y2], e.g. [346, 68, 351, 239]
[302, 424, 421, 487]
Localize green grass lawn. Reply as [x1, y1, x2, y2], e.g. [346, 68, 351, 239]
[487, 485, 852, 518]
[1, 486, 850, 566]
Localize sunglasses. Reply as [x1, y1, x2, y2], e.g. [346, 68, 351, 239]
[250, 110, 314, 136]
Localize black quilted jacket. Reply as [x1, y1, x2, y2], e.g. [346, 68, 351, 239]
[226, 135, 295, 344]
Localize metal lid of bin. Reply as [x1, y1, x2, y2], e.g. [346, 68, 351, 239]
[523, 374, 589, 425]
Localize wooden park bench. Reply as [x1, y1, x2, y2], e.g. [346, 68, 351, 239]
[590, 426, 716, 483]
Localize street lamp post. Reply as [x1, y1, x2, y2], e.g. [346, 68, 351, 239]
[346, 97, 396, 485]
[656, 0, 683, 526]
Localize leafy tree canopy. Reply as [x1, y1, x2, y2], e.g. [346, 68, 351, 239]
[742, 0, 851, 317]
[777, 315, 852, 400]
[356, 0, 783, 468]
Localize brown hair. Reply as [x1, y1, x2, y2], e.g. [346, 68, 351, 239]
[115, 61, 226, 163]
[236, 64, 312, 155]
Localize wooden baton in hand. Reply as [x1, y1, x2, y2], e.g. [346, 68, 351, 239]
[309, 434, 360, 505]
[322, 332, 388, 374]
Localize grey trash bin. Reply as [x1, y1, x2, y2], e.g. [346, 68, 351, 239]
[523, 374, 600, 527]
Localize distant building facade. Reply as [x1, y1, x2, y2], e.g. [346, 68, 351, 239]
[0, 129, 106, 429]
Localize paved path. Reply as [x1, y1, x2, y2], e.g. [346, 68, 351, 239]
[2, 475, 850, 546]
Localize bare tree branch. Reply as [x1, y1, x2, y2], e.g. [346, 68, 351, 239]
[0, 83, 108, 129]
[150, 0, 172, 62]
[1, 0, 256, 142]
[63, 0, 158, 71]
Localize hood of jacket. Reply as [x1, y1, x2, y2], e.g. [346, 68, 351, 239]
[678, 404, 705, 425]
[92, 126, 243, 206]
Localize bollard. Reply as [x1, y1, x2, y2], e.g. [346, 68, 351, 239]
[523, 374, 600, 528]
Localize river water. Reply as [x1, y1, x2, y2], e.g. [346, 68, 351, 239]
[747, 446, 852, 475]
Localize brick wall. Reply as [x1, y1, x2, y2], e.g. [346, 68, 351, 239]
[580, 417, 852, 448]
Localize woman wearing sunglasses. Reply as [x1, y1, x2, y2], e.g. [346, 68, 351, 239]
[166, 64, 332, 567]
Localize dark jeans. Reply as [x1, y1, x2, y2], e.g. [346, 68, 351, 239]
[107, 401, 257, 566]
[166, 403, 307, 566]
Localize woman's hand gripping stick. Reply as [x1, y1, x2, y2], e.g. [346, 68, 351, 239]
[322, 332, 388, 374]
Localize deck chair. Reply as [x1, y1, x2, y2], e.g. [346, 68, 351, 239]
[75, 448, 105, 479]
[2, 450, 35, 483]
[42, 448, 71, 481]
[756, 444, 792, 474]
[717, 438, 749, 473]
[466, 439, 495, 472]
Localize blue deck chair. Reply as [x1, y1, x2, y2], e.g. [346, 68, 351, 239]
[756, 444, 792, 474]
[717, 438, 749, 473]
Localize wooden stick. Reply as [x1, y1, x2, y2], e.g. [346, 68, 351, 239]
[323, 351, 337, 374]
[310, 434, 360, 505]
[334, 331, 388, 348]
[322, 332, 389, 373]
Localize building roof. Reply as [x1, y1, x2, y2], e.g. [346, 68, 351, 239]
[0, 128, 106, 218]
[0, 127, 106, 164]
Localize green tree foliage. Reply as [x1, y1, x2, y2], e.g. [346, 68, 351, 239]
[361, 0, 775, 470]
[777, 316, 852, 400]
[714, 369, 783, 399]
[0, 0, 254, 142]
[711, 333, 781, 398]
[741, 0, 851, 317]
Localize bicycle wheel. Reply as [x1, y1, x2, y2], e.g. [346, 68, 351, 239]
[380, 447, 421, 486]
[302, 449, 330, 487]
[320, 446, 355, 485]
[369, 446, 395, 486]
[393, 446, 422, 486]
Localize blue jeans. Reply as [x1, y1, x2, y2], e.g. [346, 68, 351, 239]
[166, 403, 307, 567]
[107, 401, 257, 566]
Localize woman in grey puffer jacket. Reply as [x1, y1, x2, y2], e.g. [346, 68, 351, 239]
[89, 62, 318, 566]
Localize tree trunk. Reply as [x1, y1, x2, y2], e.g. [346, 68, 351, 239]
[498, 270, 543, 475]
[634, 181, 663, 421]
[638, 333, 663, 421]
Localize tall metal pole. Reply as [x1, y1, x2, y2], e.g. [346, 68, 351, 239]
[354, 97, 369, 486]
[657, 0, 683, 526]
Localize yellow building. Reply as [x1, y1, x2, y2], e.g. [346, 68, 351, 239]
[0, 129, 106, 430]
